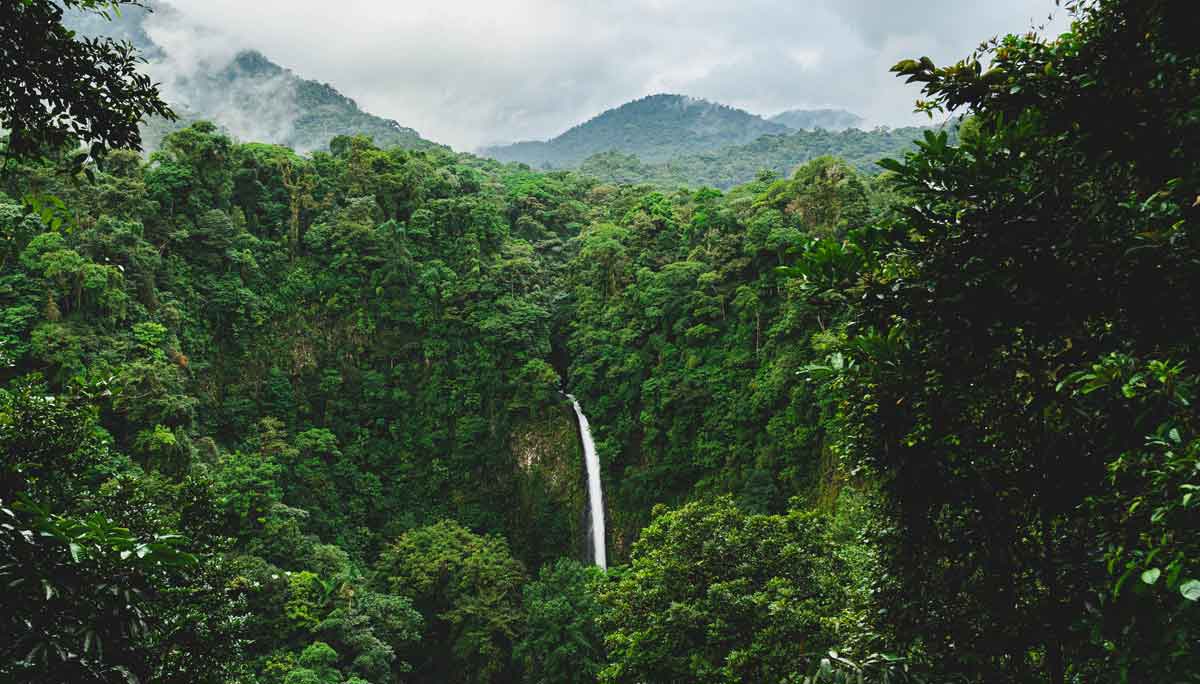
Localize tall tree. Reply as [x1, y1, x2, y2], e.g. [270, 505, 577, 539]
[831, 0, 1200, 680]
[375, 520, 527, 684]
[598, 497, 839, 683]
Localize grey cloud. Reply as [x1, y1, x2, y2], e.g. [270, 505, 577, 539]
[153, 0, 1069, 150]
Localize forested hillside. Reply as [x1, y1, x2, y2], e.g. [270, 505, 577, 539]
[577, 124, 946, 189]
[0, 123, 603, 682]
[3, 0, 1199, 683]
[139, 50, 441, 154]
[481, 94, 938, 190]
[479, 94, 790, 167]
[65, 2, 440, 153]
[2, 119, 886, 682]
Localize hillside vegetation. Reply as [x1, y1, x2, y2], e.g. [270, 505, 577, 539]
[3, 1, 1199, 683]
[483, 95, 938, 189]
[144, 50, 441, 154]
[480, 94, 791, 167]
[577, 124, 948, 189]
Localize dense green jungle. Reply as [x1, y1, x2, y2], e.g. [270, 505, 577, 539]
[1, 0, 1198, 683]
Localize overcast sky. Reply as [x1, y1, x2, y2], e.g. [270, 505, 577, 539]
[157, 0, 1069, 151]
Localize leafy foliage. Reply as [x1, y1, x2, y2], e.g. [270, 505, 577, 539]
[515, 559, 606, 684]
[823, 1, 1200, 681]
[0, 379, 246, 684]
[598, 497, 839, 683]
[4, 2, 1199, 682]
[0, 0, 174, 164]
[376, 520, 527, 683]
[576, 124, 952, 189]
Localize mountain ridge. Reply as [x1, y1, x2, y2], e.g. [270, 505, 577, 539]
[64, 3, 441, 153]
[479, 93, 791, 168]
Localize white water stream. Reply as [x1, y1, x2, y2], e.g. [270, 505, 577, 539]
[566, 394, 607, 570]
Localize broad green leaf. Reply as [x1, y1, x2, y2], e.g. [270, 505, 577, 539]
[1141, 568, 1161, 585]
[1181, 579, 1200, 601]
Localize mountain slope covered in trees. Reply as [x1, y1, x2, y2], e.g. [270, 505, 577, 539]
[65, 2, 440, 153]
[0, 123, 883, 683]
[482, 94, 939, 190]
[576, 123, 949, 189]
[144, 49, 442, 153]
[3, 1, 1200, 683]
[479, 94, 791, 167]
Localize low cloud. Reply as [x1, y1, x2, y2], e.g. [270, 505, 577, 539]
[132, 0, 1069, 150]
[142, 11, 302, 147]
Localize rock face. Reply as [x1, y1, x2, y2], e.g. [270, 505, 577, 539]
[509, 404, 587, 565]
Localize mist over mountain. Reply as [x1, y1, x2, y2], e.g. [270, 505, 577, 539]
[479, 94, 791, 168]
[64, 2, 440, 153]
[770, 108, 865, 131]
[61, 2, 899, 174]
[60, 1, 930, 189]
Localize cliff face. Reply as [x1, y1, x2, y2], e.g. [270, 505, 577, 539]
[509, 403, 587, 566]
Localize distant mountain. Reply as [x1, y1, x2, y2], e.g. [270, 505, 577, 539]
[65, 3, 440, 153]
[577, 124, 953, 190]
[770, 108, 865, 132]
[143, 49, 441, 153]
[480, 94, 790, 168]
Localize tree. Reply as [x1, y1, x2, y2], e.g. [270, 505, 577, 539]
[0, 377, 246, 683]
[0, 0, 174, 164]
[375, 520, 526, 683]
[828, 1, 1200, 680]
[282, 642, 343, 684]
[598, 496, 838, 683]
[515, 559, 606, 684]
[315, 589, 424, 682]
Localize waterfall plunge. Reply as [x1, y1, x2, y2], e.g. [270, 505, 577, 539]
[566, 394, 607, 570]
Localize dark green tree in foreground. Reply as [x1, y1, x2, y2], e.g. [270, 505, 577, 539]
[515, 559, 606, 684]
[598, 497, 840, 683]
[1, 0, 174, 163]
[375, 520, 527, 684]
[0, 377, 247, 683]
[826, 0, 1200, 681]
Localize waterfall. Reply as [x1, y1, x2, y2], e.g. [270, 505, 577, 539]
[566, 393, 607, 570]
